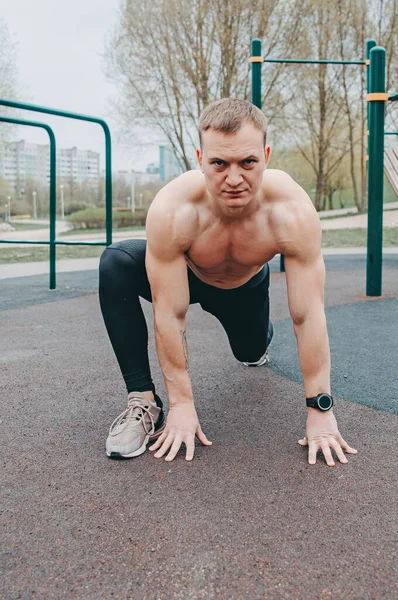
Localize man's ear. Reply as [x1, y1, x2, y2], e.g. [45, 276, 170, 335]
[196, 148, 203, 171]
[264, 145, 271, 168]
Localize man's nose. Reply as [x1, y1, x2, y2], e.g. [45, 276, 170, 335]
[225, 169, 244, 187]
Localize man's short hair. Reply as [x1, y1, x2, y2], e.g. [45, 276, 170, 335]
[199, 98, 268, 146]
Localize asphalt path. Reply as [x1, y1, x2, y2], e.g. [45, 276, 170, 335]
[1, 255, 397, 599]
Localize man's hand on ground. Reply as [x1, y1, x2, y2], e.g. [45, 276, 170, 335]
[298, 408, 358, 466]
[149, 403, 212, 462]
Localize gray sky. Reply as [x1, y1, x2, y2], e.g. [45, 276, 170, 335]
[1, 0, 158, 170]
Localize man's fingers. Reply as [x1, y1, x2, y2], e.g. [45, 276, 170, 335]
[196, 425, 213, 446]
[339, 437, 358, 454]
[185, 437, 195, 461]
[321, 440, 335, 467]
[149, 432, 167, 452]
[153, 434, 174, 458]
[329, 439, 348, 464]
[165, 437, 183, 462]
[308, 442, 318, 465]
[298, 436, 308, 446]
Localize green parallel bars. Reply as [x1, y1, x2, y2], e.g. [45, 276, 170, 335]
[366, 47, 386, 297]
[0, 99, 113, 247]
[0, 116, 57, 289]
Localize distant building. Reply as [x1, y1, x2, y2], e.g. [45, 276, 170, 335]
[113, 170, 161, 185]
[146, 162, 161, 176]
[0, 140, 100, 195]
[159, 144, 185, 182]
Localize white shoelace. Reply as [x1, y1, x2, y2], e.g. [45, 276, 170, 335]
[109, 396, 156, 436]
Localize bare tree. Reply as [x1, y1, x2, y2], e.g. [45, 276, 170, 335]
[0, 19, 20, 142]
[104, 0, 305, 168]
[285, 1, 352, 210]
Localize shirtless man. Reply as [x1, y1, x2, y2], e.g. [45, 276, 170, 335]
[99, 98, 357, 467]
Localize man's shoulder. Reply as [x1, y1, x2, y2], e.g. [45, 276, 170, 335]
[263, 169, 303, 199]
[263, 170, 320, 256]
[146, 171, 203, 247]
[150, 170, 205, 216]
[159, 169, 205, 200]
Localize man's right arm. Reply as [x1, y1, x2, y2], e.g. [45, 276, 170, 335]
[145, 208, 193, 406]
[145, 196, 212, 461]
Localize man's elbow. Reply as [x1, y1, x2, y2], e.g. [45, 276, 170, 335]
[291, 305, 326, 328]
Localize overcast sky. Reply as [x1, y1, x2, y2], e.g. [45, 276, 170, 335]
[1, 0, 158, 171]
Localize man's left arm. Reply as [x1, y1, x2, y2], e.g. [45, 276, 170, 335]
[283, 204, 357, 467]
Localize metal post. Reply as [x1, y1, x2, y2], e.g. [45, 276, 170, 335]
[131, 171, 136, 213]
[48, 132, 57, 290]
[7, 196, 11, 220]
[32, 191, 37, 219]
[60, 184, 65, 220]
[366, 46, 386, 297]
[366, 39, 377, 201]
[251, 39, 262, 109]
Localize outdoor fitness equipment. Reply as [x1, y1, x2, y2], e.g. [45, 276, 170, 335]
[250, 38, 397, 297]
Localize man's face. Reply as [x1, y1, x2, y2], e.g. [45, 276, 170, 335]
[197, 122, 270, 211]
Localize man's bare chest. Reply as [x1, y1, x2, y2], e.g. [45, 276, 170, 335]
[186, 220, 278, 271]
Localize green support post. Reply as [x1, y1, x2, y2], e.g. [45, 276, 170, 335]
[366, 46, 386, 297]
[251, 39, 262, 110]
[366, 39, 377, 177]
[251, 39, 285, 272]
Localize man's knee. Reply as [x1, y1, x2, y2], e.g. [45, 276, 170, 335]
[231, 321, 273, 363]
[99, 247, 137, 294]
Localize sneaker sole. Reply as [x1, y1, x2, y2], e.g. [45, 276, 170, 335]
[106, 422, 166, 460]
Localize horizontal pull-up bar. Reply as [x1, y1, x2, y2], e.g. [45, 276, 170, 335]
[250, 57, 366, 66]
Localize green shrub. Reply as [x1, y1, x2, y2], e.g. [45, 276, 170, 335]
[67, 208, 147, 229]
[64, 202, 89, 216]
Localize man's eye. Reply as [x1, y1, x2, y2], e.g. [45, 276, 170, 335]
[244, 159, 254, 165]
[213, 160, 224, 167]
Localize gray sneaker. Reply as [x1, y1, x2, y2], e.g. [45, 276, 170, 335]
[106, 392, 166, 459]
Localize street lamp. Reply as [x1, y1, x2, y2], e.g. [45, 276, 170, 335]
[32, 191, 37, 219]
[60, 184, 65, 220]
[131, 171, 135, 213]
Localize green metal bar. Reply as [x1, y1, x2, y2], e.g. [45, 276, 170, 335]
[388, 93, 398, 102]
[251, 41, 286, 272]
[0, 116, 57, 289]
[366, 47, 386, 297]
[0, 99, 112, 246]
[366, 40, 377, 192]
[0, 240, 107, 246]
[54, 241, 108, 246]
[251, 39, 262, 109]
[385, 132, 398, 135]
[262, 58, 365, 65]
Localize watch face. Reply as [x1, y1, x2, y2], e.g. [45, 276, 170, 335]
[318, 394, 332, 410]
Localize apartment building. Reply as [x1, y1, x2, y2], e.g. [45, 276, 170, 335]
[0, 140, 100, 195]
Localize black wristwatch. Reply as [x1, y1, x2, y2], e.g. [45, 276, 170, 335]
[306, 393, 334, 411]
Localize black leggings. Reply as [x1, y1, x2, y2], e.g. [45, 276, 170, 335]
[99, 239, 273, 394]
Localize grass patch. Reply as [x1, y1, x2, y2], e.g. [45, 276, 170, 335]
[59, 225, 144, 237]
[5, 222, 48, 231]
[0, 245, 104, 264]
[322, 227, 398, 247]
